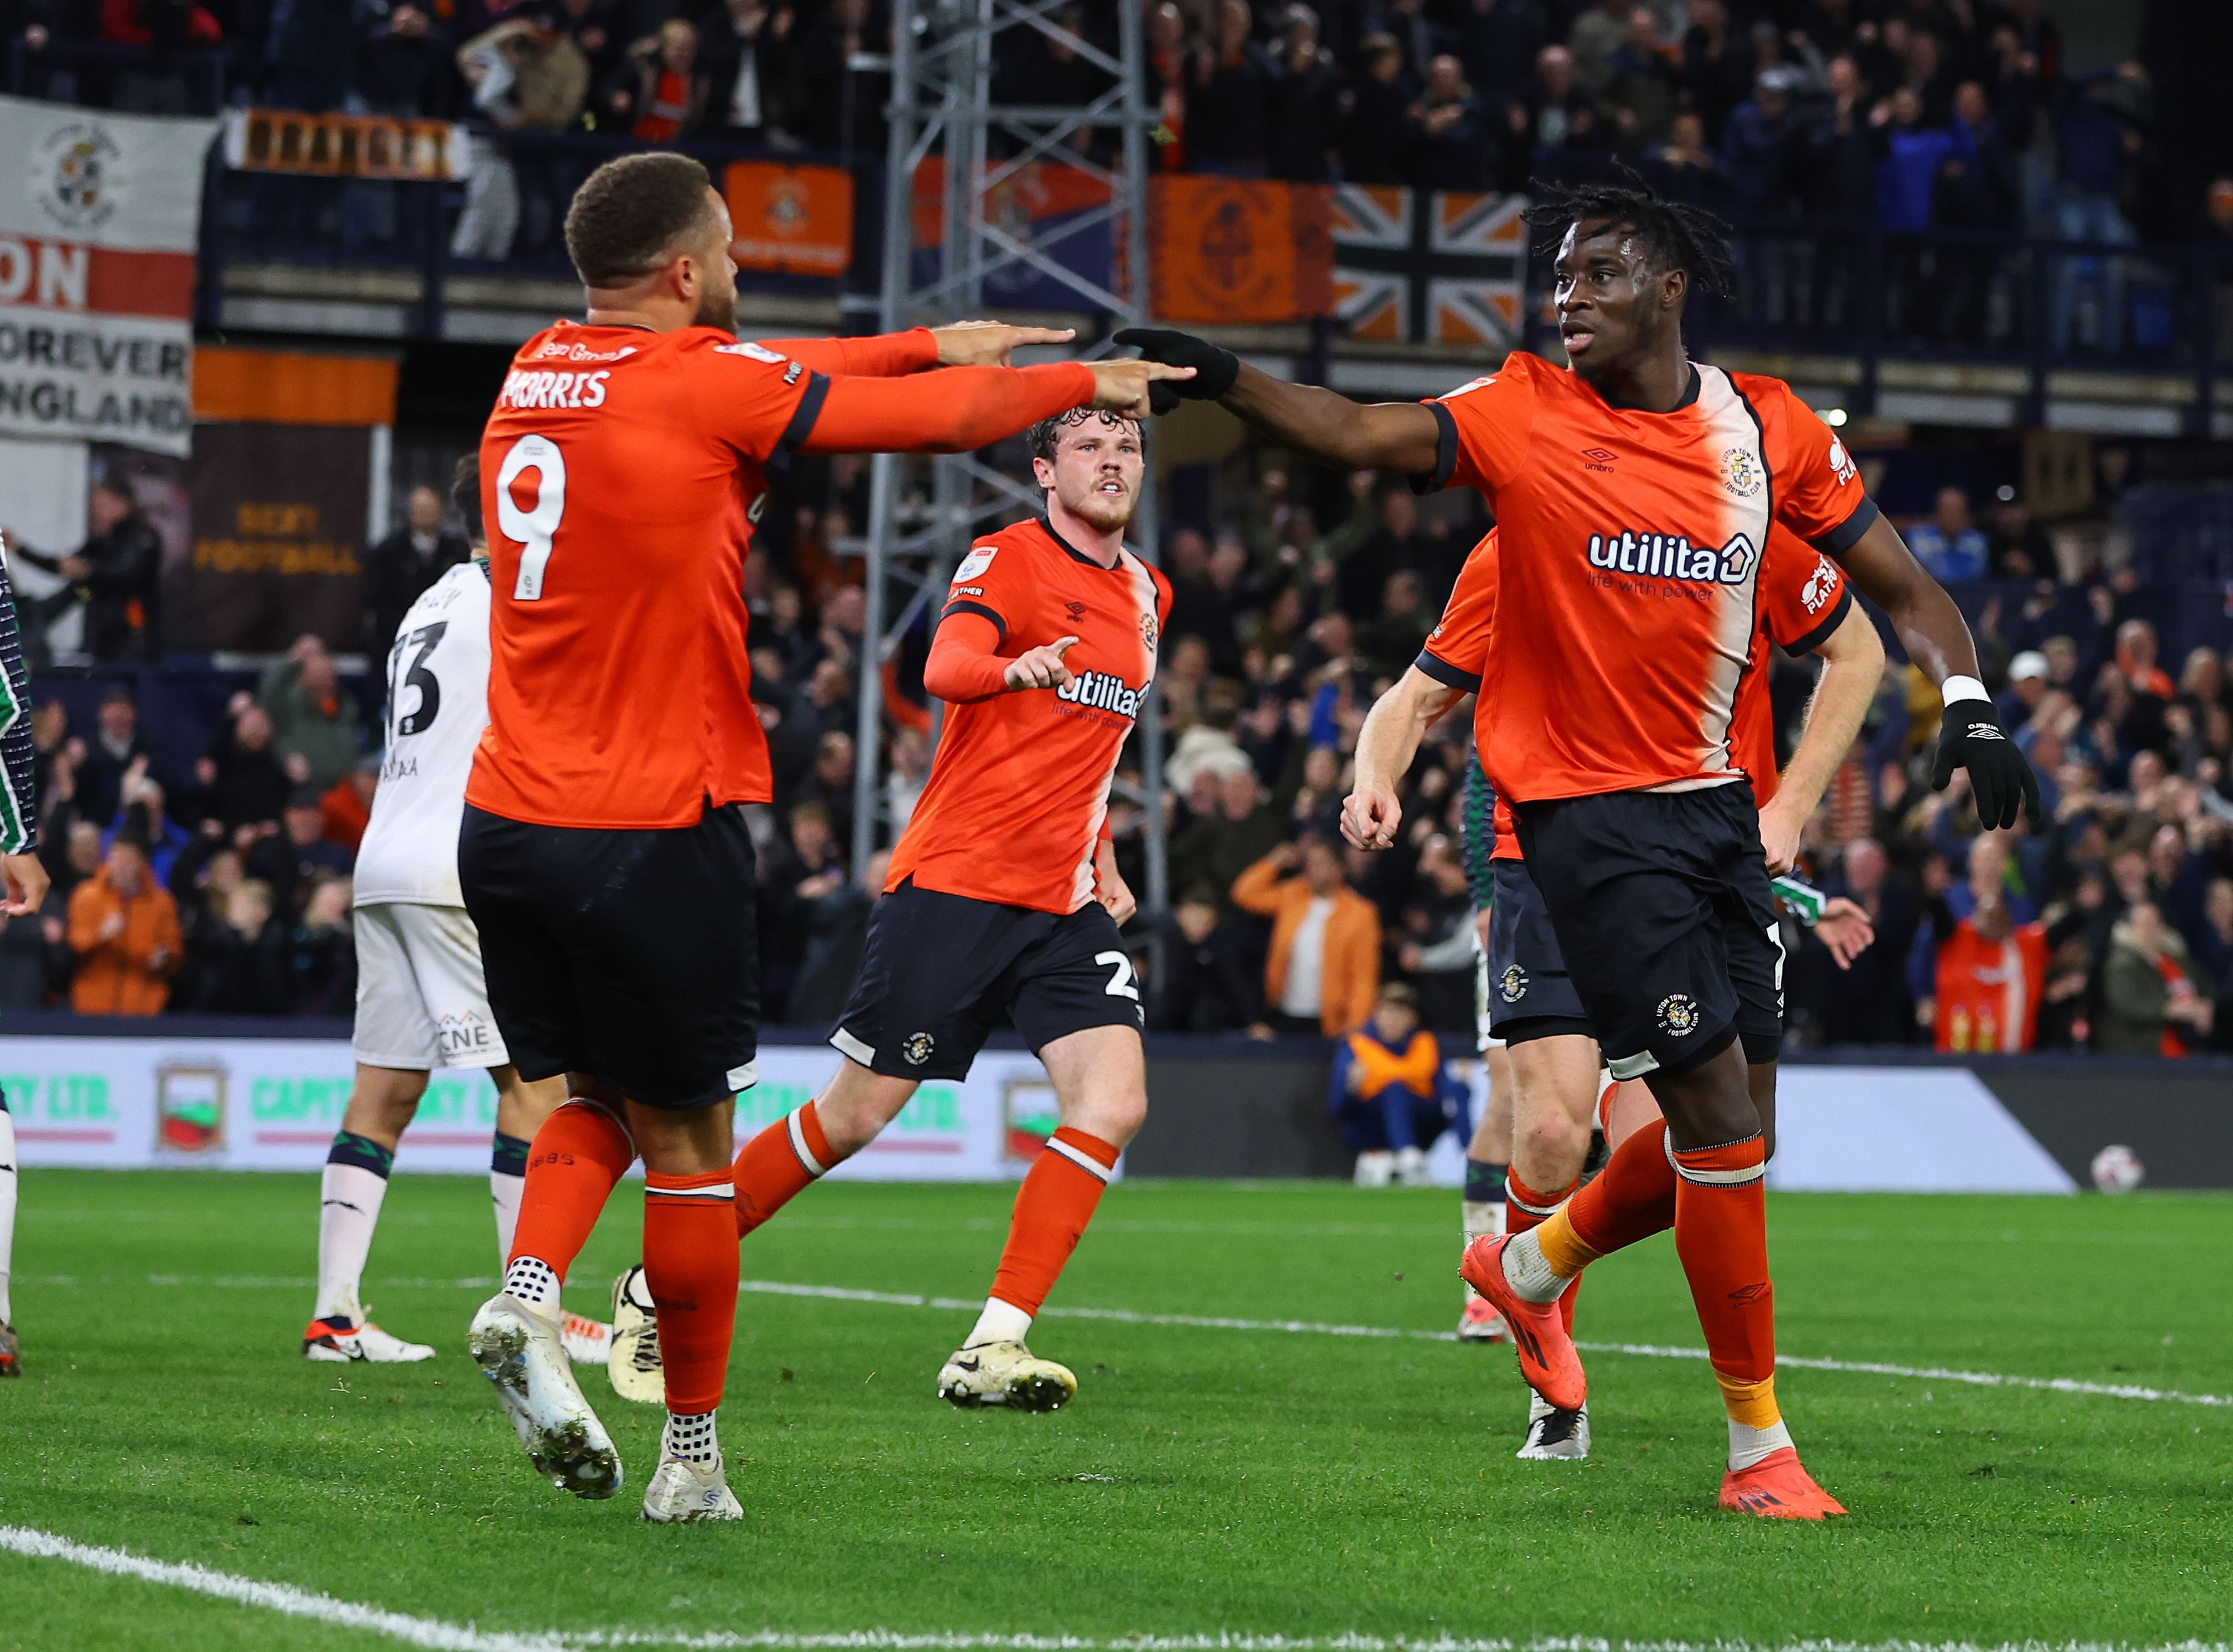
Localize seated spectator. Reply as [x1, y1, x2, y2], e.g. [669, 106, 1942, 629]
[1932, 891, 2046, 1052]
[11, 481, 162, 662]
[76, 687, 150, 831]
[1407, 54, 1489, 189]
[365, 486, 469, 655]
[1907, 486, 1989, 583]
[198, 702, 293, 833]
[1328, 983, 1466, 1186]
[260, 636, 363, 794]
[1266, 4, 1340, 183]
[187, 878, 293, 1015]
[1340, 33, 1415, 185]
[66, 834, 180, 1016]
[1150, 883, 1258, 1032]
[289, 875, 357, 1016]
[1232, 833, 1381, 1039]
[1185, 0, 1271, 176]
[2097, 901, 2212, 1054]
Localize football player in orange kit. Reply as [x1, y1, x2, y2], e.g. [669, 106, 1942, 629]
[459, 152, 1190, 1522]
[1121, 175, 2038, 1518]
[722, 407, 1167, 1413]
[1346, 522, 1883, 1461]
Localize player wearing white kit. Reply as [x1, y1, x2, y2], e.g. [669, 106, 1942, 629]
[300, 460, 610, 1365]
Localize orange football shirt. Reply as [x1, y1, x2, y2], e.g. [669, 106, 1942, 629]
[1418, 353, 1876, 804]
[888, 517, 1172, 915]
[1420, 522, 1853, 855]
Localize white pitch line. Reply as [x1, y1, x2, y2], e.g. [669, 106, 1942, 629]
[4, 1527, 2228, 1652]
[734, 1281, 2233, 1410]
[0, 1525, 566, 1651]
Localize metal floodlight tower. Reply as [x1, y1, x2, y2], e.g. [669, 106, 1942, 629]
[848, 0, 1167, 919]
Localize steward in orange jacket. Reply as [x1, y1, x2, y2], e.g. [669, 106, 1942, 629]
[66, 838, 181, 1015]
[1230, 834, 1381, 1036]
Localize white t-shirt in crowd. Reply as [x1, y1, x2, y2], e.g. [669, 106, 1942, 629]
[1279, 895, 1336, 1019]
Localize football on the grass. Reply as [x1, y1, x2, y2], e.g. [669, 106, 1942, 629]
[2090, 1143, 2145, 1194]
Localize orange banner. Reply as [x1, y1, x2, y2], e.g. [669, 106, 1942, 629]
[724, 160, 854, 278]
[1148, 175, 1332, 325]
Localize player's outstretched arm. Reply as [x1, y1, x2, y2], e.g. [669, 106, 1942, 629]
[1834, 513, 2041, 829]
[1345, 666, 1466, 851]
[763, 321, 1080, 378]
[1115, 327, 1442, 474]
[798, 360, 1192, 456]
[1757, 599, 1883, 875]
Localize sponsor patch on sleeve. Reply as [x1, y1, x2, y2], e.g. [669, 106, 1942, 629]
[953, 545, 997, 583]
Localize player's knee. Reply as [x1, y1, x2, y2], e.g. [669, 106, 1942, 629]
[1518, 1108, 1589, 1183]
[1066, 1085, 1147, 1150]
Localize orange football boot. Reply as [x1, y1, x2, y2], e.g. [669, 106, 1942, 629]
[1459, 1234, 1586, 1411]
[1719, 1447, 1848, 1519]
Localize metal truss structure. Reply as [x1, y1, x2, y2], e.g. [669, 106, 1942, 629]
[845, 0, 1168, 918]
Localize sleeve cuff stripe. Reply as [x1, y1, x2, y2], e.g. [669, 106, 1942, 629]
[1410, 402, 1459, 495]
[769, 370, 831, 472]
[1414, 650, 1481, 693]
[1813, 495, 1880, 557]
[1784, 584, 1853, 657]
[939, 600, 1007, 643]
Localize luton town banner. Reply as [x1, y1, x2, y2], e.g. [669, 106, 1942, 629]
[1148, 174, 1332, 324]
[0, 95, 216, 458]
[1330, 185, 1528, 348]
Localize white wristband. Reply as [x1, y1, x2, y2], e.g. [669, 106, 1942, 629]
[1940, 674, 1989, 707]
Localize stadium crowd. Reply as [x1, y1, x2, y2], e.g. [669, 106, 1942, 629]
[9, 439, 2231, 1061]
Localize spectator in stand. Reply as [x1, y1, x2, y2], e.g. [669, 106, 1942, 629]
[259, 636, 363, 794]
[1340, 32, 1414, 186]
[1172, 761, 1286, 917]
[704, 0, 793, 140]
[321, 756, 381, 855]
[1151, 883, 1258, 1032]
[1266, 5, 1341, 184]
[1600, 6, 1677, 151]
[2050, 63, 2148, 353]
[261, 0, 351, 111]
[1368, 0, 1445, 85]
[186, 878, 292, 1015]
[2193, 878, 2233, 1019]
[100, 0, 224, 112]
[1679, 0, 1750, 140]
[10, 482, 162, 663]
[1647, 110, 1722, 202]
[787, 847, 887, 1029]
[76, 688, 150, 833]
[1327, 982, 1465, 1186]
[758, 799, 846, 1017]
[249, 787, 354, 918]
[1986, 487, 2053, 578]
[197, 702, 293, 833]
[355, 0, 454, 118]
[1818, 836, 1918, 1042]
[1497, 43, 1601, 187]
[451, 8, 590, 259]
[1933, 888, 2046, 1052]
[66, 833, 180, 1016]
[618, 18, 707, 140]
[1564, 0, 1628, 96]
[1232, 832, 1380, 1040]
[1907, 486, 1989, 583]
[288, 874, 357, 1016]
[2098, 900, 2212, 1055]
[1406, 53, 1488, 189]
[1454, 0, 1544, 105]
[1186, 0, 1271, 177]
[364, 485, 469, 655]
[1931, 78, 2022, 339]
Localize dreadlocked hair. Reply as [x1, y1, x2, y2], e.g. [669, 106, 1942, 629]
[1521, 170, 1738, 300]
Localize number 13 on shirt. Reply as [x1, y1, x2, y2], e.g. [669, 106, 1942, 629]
[496, 434, 565, 600]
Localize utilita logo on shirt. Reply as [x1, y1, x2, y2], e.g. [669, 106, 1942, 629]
[1585, 529, 1757, 586]
[1056, 670, 1145, 720]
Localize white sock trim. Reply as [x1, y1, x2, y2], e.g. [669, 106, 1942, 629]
[1043, 1135, 1113, 1183]
[1665, 1131, 1768, 1187]
[1728, 1416, 1794, 1472]
[786, 1108, 827, 1178]
[965, 1296, 1033, 1348]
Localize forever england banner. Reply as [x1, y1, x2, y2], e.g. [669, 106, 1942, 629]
[0, 95, 217, 457]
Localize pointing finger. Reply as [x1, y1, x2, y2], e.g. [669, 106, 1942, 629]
[1052, 635, 1080, 655]
[1140, 362, 1199, 380]
[1014, 327, 1077, 345]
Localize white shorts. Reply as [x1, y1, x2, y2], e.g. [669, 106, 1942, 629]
[351, 903, 509, 1071]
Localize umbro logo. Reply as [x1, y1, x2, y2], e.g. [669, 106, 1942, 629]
[1064, 600, 1088, 621]
[1728, 1282, 1771, 1304]
[1583, 447, 1616, 462]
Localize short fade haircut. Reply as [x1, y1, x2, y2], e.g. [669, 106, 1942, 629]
[1026, 407, 1143, 467]
[564, 152, 717, 288]
[1522, 170, 1737, 299]
[451, 453, 481, 546]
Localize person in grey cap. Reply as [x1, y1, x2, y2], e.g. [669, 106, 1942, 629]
[2001, 650, 2052, 726]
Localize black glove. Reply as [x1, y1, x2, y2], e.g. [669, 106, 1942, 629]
[1930, 694, 2041, 830]
[1112, 326, 1239, 416]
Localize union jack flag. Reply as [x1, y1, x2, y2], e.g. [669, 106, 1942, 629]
[1330, 187, 1528, 348]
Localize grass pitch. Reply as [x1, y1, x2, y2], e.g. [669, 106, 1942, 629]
[2, 1170, 2229, 1649]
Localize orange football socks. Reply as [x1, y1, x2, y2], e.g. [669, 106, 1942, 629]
[643, 1168, 740, 1416]
[733, 1099, 840, 1238]
[1669, 1133, 1786, 1461]
[505, 1098, 634, 1285]
[983, 1127, 1119, 1329]
[1561, 1118, 1679, 1260]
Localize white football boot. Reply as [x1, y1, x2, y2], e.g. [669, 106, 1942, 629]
[467, 1291, 622, 1498]
[641, 1452, 744, 1523]
[302, 1311, 435, 1363]
[1516, 1392, 1590, 1460]
[560, 1312, 612, 1367]
[606, 1264, 665, 1405]
[1455, 1292, 1507, 1343]
[1392, 1145, 1430, 1186]
[1353, 1150, 1395, 1188]
[937, 1339, 1076, 1411]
